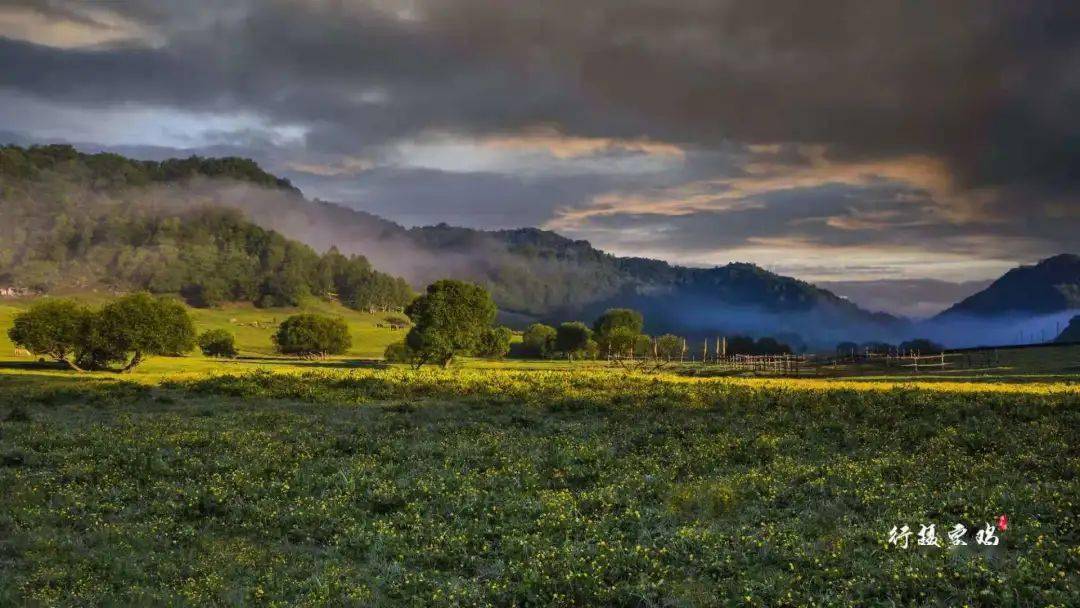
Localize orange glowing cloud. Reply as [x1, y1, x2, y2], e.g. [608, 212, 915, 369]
[0, 5, 161, 49]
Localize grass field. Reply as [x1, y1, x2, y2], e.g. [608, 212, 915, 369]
[1, 298, 1078, 605]
[0, 296, 406, 361]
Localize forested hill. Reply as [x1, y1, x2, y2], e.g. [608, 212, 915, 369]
[0, 144, 905, 345]
[1, 143, 299, 192]
[936, 254, 1080, 318]
[0, 144, 413, 312]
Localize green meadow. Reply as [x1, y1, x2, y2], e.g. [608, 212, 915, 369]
[0, 297, 1078, 606]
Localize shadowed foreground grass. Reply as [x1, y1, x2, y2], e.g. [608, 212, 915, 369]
[0, 368, 1077, 606]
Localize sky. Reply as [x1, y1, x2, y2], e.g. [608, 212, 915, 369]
[1, 0, 1077, 313]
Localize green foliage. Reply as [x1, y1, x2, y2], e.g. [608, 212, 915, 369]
[899, 338, 944, 354]
[1, 369, 1075, 605]
[753, 336, 791, 355]
[589, 308, 652, 359]
[0, 146, 411, 314]
[596, 326, 640, 358]
[555, 321, 592, 359]
[592, 307, 644, 336]
[383, 340, 415, 363]
[655, 334, 685, 360]
[8, 294, 194, 371]
[0, 144, 297, 191]
[668, 480, 739, 519]
[320, 247, 414, 312]
[474, 326, 513, 359]
[583, 337, 600, 360]
[197, 329, 237, 358]
[521, 323, 557, 358]
[7, 299, 90, 368]
[726, 335, 793, 355]
[404, 280, 497, 367]
[79, 293, 196, 371]
[272, 314, 351, 357]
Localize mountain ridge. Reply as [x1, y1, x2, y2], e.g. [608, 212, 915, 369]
[0, 143, 950, 347]
[937, 254, 1080, 318]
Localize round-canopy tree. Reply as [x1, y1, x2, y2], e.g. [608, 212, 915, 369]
[273, 314, 351, 357]
[475, 326, 512, 359]
[521, 323, 557, 358]
[655, 334, 685, 361]
[555, 321, 592, 360]
[593, 308, 645, 358]
[197, 329, 238, 358]
[593, 308, 644, 337]
[7, 299, 91, 370]
[80, 293, 196, 372]
[405, 280, 496, 367]
[899, 338, 944, 354]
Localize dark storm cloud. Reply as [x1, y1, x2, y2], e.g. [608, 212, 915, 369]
[0, 1, 641, 150]
[11, 0, 1075, 178]
[0, 0, 1076, 275]
[425, 1, 1080, 188]
[291, 166, 623, 229]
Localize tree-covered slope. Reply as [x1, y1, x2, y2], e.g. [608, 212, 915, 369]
[937, 254, 1080, 318]
[1, 144, 904, 345]
[0, 144, 412, 312]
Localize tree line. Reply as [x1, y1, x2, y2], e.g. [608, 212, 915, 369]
[9, 281, 800, 372]
[6, 293, 358, 371]
[835, 338, 945, 357]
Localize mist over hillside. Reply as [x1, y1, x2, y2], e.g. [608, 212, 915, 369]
[938, 254, 1080, 318]
[920, 254, 1080, 348]
[172, 185, 1080, 349]
[7, 144, 1075, 350]
[170, 174, 911, 347]
[0, 145, 413, 313]
[818, 279, 993, 319]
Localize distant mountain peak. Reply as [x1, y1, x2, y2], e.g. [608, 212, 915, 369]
[937, 254, 1080, 318]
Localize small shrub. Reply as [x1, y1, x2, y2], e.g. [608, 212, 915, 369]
[197, 329, 238, 358]
[383, 340, 415, 363]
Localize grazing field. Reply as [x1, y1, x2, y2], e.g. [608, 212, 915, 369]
[1, 366, 1077, 606]
[0, 296, 405, 360]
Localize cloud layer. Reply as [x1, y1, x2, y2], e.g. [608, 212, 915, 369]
[1, 0, 1077, 296]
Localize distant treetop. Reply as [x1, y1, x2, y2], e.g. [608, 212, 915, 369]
[0, 144, 299, 193]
